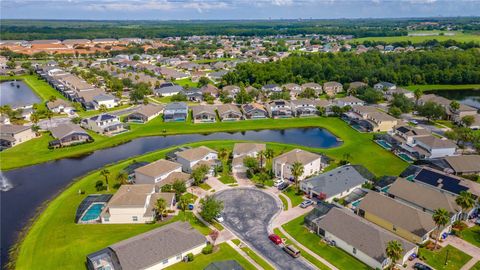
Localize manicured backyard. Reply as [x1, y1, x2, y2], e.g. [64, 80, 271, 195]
[282, 186, 305, 207]
[458, 226, 480, 248]
[165, 243, 256, 270]
[418, 245, 472, 270]
[404, 84, 480, 91]
[282, 214, 370, 270]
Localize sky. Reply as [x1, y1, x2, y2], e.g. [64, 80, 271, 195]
[1, 0, 479, 20]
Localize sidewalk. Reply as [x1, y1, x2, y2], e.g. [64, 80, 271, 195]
[226, 240, 265, 270]
[278, 227, 338, 270]
[440, 236, 480, 270]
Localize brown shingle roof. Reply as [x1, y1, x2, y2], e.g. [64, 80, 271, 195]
[177, 146, 217, 162]
[444, 155, 480, 174]
[415, 135, 457, 149]
[135, 159, 182, 178]
[233, 143, 266, 156]
[107, 184, 154, 207]
[133, 104, 164, 118]
[274, 149, 321, 165]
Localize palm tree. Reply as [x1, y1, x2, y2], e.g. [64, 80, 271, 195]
[432, 208, 450, 250]
[178, 196, 190, 221]
[45, 110, 53, 129]
[116, 171, 129, 185]
[264, 148, 275, 174]
[218, 148, 229, 162]
[99, 104, 107, 113]
[257, 150, 265, 168]
[30, 112, 39, 125]
[100, 169, 111, 191]
[414, 88, 423, 106]
[455, 191, 475, 220]
[291, 162, 304, 193]
[450, 100, 460, 112]
[386, 240, 403, 270]
[155, 198, 167, 221]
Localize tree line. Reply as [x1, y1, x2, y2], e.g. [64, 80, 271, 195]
[224, 49, 480, 86]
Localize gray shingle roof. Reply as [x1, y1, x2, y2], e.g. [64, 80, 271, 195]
[302, 165, 370, 196]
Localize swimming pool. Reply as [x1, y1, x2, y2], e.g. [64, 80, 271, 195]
[80, 203, 105, 222]
[375, 140, 392, 150]
[397, 153, 414, 163]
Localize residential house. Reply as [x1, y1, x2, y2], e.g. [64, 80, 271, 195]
[290, 99, 318, 117]
[192, 105, 216, 123]
[413, 135, 457, 159]
[232, 143, 266, 173]
[49, 123, 92, 148]
[207, 70, 228, 82]
[265, 100, 293, 118]
[125, 104, 163, 123]
[46, 99, 74, 114]
[301, 82, 322, 94]
[442, 155, 480, 175]
[175, 146, 219, 174]
[384, 87, 414, 100]
[300, 165, 373, 202]
[241, 103, 269, 119]
[0, 115, 10, 125]
[100, 184, 175, 224]
[347, 81, 368, 93]
[335, 96, 365, 107]
[222, 85, 240, 98]
[0, 124, 36, 149]
[158, 67, 188, 80]
[159, 171, 192, 188]
[164, 102, 188, 122]
[273, 149, 326, 181]
[201, 84, 219, 97]
[317, 208, 417, 269]
[262, 84, 282, 93]
[323, 81, 343, 96]
[351, 106, 399, 132]
[93, 94, 117, 110]
[183, 88, 203, 102]
[154, 84, 184, 97]
[282, 83, 302, 97]
[374, 82, 396, 91]
[418, 94, 477, 121]
[357, 191, 438, 244]
[134, 159, 183, 185]
[82, 114, 125, 135]
[387, 178, 464, 222]
[86, 222, 207, 270]
[217, 104, 243, 121]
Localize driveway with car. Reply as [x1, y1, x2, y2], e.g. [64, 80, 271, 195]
[214, 188, 315, 270]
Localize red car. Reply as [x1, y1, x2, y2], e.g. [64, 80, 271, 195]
[269, 234, 283, 245]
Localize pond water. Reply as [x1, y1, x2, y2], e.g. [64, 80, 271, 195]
[0, 80, 41, 109]
[429, 90, 480, 109]
[0, 127, 341, 266]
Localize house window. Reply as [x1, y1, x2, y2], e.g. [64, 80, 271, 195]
[353, 248, 357, 254]
[132, 216, 138, 221]
[104, 217, 109, 222]
[162, 259, 169, 264]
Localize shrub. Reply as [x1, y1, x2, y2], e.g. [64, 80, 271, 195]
[95, 180, 105, 191]
[202, 244, 213, 254]
[186, 253, 194, 261]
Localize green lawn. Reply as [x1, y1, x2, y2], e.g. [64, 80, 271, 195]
[458, 226, 480, 248]
[239, 245, 274, 270]
[218, 173, 236, 184]
[193, 57, 237, 64]
[199, 182, 212, 191]
[470, 261, 480, 270]
[1, 117, 408, 177]
[404, 84, 480, 91]
[282, 214, 370, 270]
[419, 245, 472, 270]
[278, 194, 289, 211]
[76, 104, 132, 118]
[273, 228, 330, 270]
[351, 31, 480, 44]
[175, 78, 199, 88]
[282, 186, 305, 207]
[164, 242, 256, 270]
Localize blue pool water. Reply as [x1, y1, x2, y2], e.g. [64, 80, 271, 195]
[376, 140, 392, 150]
[397, 153, 414, 163]
[81, 203, 104, 222]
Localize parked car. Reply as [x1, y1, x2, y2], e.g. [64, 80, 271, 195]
[282, 245, 300, 258]
[268, 234, 283, 245]
[409, 119, 419, 125]
[273, 179, 285, 187]
[413, 263, 432, 270]
[300, 200, 313, 208]
[215, 214, 224, 223]
[277, 182, 289, 191]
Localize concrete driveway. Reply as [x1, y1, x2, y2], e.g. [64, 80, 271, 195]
[214, 188, 316, 270]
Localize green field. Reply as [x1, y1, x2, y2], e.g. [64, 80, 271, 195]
[458, 226, 480, 248]
[405, 84, 480, 91]
[351, 31, 480, 44]
[419, 245, 472, 270]
[282, 214, 370, 270]
[470, 261, 480, 270]
[13, 137, 406, 270]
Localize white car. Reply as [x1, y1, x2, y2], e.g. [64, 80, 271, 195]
[273, 179, 285, 187]
[215, 214, 224, 223]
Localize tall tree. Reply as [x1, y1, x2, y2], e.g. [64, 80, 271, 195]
[178, 196, 190, 221]
[386, 240, 403, 270]
[413, 88, 423, 106]
[100, 169, 111, 191]
[116, 171, 129, 185]
[199, 195, 224, 223]
[432, 208, 450, 250]
[155, 198, 167, 221]
[257, 150, 265, 168]
[455, 191, 475, 220]
[291, 162, 304, 193]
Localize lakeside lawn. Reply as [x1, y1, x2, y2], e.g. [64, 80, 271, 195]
[458, 226, 480, 248]
[404, 84, 480, 91]
[165, 242, 256, 270]
[0, 117, 408, 178]
[350, 31, 480, 44]
[419, 245, 472, 270]
[76, 104, 132, 118]
[282, 214, 370, 270]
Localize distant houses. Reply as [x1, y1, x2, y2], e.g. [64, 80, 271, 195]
[192, 105, 216, 123]
[82, 114, 126, 135]
[164, 102, 188, 122]
[125, 104, 163, 123]
[49, 123, 92, 148]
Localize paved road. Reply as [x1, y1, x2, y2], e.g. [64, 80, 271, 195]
[215, 188, 315, 270]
